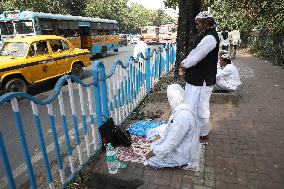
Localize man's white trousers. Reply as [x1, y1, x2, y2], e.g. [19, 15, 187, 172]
[185, 82, 213, 136]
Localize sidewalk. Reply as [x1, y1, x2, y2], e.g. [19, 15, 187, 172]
[67, 50, 284, 189]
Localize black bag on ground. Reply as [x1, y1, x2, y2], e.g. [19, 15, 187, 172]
[98, 117, 131, 147]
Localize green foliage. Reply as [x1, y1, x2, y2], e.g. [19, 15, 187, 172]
[152, 9, 175, 27]
[85, 0, 174, 33]
[211, 0, 284, 65]
[0, 0, 69, 14]
[164, 0, 179, 9]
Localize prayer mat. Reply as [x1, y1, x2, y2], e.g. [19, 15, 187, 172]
[116, 135, 151, 164]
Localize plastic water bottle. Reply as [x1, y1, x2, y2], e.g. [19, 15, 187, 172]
[105, 143, 118, 174]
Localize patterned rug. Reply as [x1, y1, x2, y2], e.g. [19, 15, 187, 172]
[116, 135, 151, 164]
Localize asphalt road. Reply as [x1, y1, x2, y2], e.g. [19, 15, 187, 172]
[0, 44, 143, 188]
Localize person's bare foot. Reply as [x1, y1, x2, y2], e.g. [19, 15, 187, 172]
[200, 135, 209, 145]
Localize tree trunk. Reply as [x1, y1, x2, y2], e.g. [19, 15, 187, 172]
[174, 0, 201, 80]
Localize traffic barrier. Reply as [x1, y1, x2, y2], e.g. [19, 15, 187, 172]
[0, 43, 176, 188]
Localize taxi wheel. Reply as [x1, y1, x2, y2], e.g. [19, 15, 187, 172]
[71, 63, 83, 79]
[4, 78, 28, 93]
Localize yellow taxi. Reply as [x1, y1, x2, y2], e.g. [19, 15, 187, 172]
[0, 35, 90, 93]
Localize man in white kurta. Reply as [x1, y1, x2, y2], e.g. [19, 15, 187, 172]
[180, 11, 219, 143]
[220, 28, 230, 51]
[144, 84, 201, 170]
[133, 36, 148, 59]
[215, 54, 242, 91]
[229, 28, 241, 59]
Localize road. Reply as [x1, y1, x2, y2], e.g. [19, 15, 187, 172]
[0, 44, 141, 188]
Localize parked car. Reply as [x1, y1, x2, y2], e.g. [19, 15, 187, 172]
[0, 35, 90, 93]
[119, 34, 128, 46]
[130, 35, 141, 44]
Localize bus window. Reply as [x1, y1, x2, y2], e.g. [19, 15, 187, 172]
[58, 20, 69, 37]
[91, 29, 98, 36]
[102, 30, 109, 35]
[70, 29, 79, 37]
[42, 30, 54, 35]
[79, 27, 90, 36]
[96, 23, 102, 29]
[40, 19, 53, 30]
[14, 20, 34, 34]
[97, 29, 103, 35]
[114, 24, 119, 30]
[0, 21, 14, 35]
[58, 20, 68, 29]
[109, 30, 115, 35]
[68, 21, 78, 30]
[108, 23, 114, 29]
[102, 23, 108, 30]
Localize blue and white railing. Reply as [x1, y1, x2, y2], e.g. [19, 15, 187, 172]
[0, 43, 176, 188]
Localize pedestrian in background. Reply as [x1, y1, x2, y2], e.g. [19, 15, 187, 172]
[220, 27, 230, 51]
[229, 26, 241, 59]
[133, 36, 148, 59]
[180, 11, 220, 143]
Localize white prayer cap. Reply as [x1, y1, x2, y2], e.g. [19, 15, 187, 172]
[167, 84, 186, 109]
[221, 53, 230, 60]
[219, 50, 228, 55]
[195, 11, 214, 19]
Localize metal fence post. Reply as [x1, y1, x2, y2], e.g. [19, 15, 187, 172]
[145, 47, 151, 93]
[93, 62, 103, 126]
[166, 43, 170, 73]
[11, 98, 37, 189]
[0, 131, 16, 189]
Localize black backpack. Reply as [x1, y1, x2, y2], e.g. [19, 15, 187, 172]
[99, 117, 131, 147]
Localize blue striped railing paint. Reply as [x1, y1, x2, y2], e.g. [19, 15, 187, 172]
[0, 131, 16, 189]
[31, 102, 54, 188]
[47, 103, 65, 184]
[0, 43, 176, 188]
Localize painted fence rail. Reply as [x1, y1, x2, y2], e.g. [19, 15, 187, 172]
[0, 43, 176, 189]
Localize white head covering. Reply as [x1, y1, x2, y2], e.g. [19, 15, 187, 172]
[167, 84, 186, 110]
[166, 84, 201, 171]
[221, 53, 231, 60]
[195, 11, 213, 19]
[219, 50, 228, 55]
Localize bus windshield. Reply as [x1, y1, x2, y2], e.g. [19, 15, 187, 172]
[14, 20, 34, 34]
[159, 27, 169, 34]
[0, 21, 14, 35]
[141, 29, 147, 34]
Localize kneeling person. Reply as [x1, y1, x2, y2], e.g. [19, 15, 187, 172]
[214, 53, 241, 91]
[144, 84, 201, 170]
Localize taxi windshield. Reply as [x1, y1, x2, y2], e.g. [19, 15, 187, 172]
[0, 42, 29, 57]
